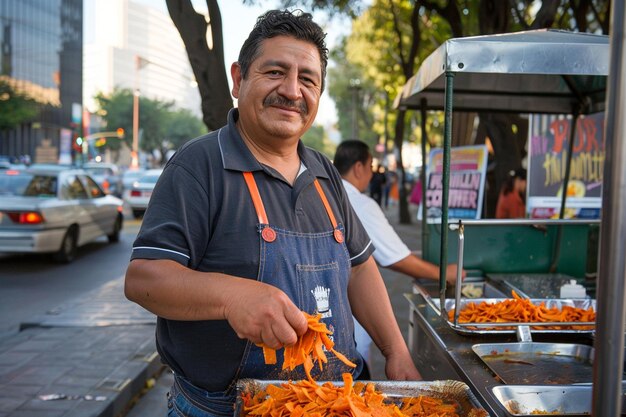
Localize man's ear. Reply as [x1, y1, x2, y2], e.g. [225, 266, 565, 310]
[231, 62, 242, 98]
[353, 161, 365, 178]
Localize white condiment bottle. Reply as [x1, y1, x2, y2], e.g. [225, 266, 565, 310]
[560, 279, 587, 298]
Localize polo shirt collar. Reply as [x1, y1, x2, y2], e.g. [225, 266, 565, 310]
[218, 108, 329, 180]
[341, 178, 361, 195]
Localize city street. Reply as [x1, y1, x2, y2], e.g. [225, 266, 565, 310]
[0, 214, 142, 340]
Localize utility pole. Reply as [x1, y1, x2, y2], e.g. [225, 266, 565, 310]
[349, 78, 361, 139]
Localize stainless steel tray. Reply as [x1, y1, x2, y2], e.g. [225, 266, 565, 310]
[424, 296, 596, 335]
[473, 342, 594, 385]
[487, 273, 578, 299]
[234, 379, 490, 417]
[491, 384, 626, 416]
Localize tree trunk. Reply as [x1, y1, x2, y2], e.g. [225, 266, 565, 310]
[392, 2, 421, 225]
[394, 109, 412, 224]
[166, 0, 233, 131]
[478, 0, 509, 34]
[529, 0, 560, 29]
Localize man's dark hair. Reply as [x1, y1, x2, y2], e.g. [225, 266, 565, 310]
[333, 140, 371, 175]
[237, 9, 329, 92]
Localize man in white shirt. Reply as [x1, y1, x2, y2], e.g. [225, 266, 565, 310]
[333, 140, 465, 367]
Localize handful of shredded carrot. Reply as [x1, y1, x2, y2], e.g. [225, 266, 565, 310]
[448, 291, 595, 330]
[257, 312, 356, 381]
[242, 372, 487, 417]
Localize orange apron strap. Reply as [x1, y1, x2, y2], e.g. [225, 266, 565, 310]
[313, 179, 338, 229]
[313, 179, 344, 243]
[243, 171, 269, 224]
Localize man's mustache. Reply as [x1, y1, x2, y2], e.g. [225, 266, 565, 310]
[263, 95, 308, 115]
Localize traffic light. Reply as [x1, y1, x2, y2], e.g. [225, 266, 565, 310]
[72, 135, 83, 153]
[116, 128, 125, 138]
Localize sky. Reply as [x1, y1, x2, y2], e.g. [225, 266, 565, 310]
[134, 0, 349, 127]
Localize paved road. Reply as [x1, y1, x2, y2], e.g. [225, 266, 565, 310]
[0, 219, 141, 339]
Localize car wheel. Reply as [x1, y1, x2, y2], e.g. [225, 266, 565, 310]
[132, 209, 145, 219]
[108, 215, 122, 243]
[53, 228, 78, 263]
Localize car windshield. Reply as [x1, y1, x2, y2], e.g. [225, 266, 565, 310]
[139, 174, 160, 184]
[0, 172, 57, 197]
[85, 167, 113, 176]
[124, 171, 144, 180]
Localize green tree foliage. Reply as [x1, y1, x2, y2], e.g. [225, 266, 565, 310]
[93, 88, 206, 160]
[328, 38, 379, 149]
[0, 80, 38, 131]
[164, 108, 208, 150]
[301, 124, 337, 158]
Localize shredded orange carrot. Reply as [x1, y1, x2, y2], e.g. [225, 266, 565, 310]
[257, 312, 356, 380]
[448, 290, 595, 330]
[242, 372, 488, 417]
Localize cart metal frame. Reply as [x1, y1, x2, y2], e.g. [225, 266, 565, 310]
[396, 15, 626, 416]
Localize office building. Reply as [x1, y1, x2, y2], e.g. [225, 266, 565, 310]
[83, 0, 200, 118]
[0, 0, 83, 163]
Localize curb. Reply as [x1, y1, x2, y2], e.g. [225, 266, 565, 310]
[0, 275, 161, 417]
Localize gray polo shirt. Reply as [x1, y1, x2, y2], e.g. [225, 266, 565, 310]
[131, 109, 374, 391]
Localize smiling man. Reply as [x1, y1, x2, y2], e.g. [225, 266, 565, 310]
[124, 10, 419, 416]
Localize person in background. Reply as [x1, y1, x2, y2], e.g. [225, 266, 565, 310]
[496, 168, 527, 219]
[409, 174, 423, 207]
[125, 10, 419, 416]
[384, 171, 399, 208]
[333, 140, 466, 366]
[369, 164, 386, 206]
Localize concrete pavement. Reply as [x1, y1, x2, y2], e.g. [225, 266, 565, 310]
[0, 203, 421, 417]
[0, 279, 161, 417]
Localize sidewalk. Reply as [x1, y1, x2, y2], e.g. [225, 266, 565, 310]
[0, 279, 161, 417]
[0, 203, 422, 417]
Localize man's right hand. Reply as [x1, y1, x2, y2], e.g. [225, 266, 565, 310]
[223, 281, 308, 349]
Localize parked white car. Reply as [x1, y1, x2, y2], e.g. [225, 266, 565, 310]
[0, 166, 124, 263]
[123, 168, 163, 218]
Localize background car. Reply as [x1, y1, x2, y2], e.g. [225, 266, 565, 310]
[123, 168, 163, 218]
[0, 167, 124, 263]
[82, 162, 123, 197]
[120, 168, 146, 195]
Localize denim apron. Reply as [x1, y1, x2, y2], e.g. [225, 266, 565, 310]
[167, 172, 362, 417]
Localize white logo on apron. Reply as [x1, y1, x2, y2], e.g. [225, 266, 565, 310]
[311, 285, 332, 318]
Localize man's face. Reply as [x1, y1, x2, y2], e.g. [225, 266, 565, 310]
[231, 35, 323, 143]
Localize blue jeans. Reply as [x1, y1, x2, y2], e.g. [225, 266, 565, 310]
[167, 375, 236, 417]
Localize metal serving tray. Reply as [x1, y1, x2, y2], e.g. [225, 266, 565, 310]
[425, 297, 596, 336]
[491, 384, 626, 416]
[234, 379, 490, 417]
[487, 273, 578, 299]
[473, 342, 594, 385]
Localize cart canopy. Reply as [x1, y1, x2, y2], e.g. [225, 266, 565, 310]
[395, 29, 609, 114]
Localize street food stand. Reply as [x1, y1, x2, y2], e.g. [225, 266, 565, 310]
[395, 22, 626, 416]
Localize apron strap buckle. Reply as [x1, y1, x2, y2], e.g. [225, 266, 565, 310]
[333, 229, 344, 243]
[262, 227, 277, 242]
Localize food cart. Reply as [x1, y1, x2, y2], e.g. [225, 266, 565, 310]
[395, 23, 626, 416]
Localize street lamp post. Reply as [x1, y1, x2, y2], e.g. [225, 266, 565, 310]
[131, 87, 140, 169]
[349, 78, 361, 139]
[130, 55, 147, 169]
[130, 54, 195, 168]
